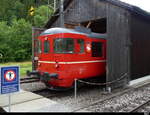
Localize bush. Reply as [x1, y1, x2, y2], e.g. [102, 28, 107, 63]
[0, 19, 32, 62]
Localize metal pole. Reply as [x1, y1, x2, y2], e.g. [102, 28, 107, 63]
[74, 79, 77, 100]
[32, 27, 34, 71]
[47, 0, 50, 20]
[8, 93, 11, 112]
[54, 0, 56, 12]
[60, 0, 64, 27]
[107, 87, 111, 93]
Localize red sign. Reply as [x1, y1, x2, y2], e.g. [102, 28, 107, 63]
[4, 70, 16, 82]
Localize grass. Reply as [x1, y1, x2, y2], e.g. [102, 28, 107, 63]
[0, 61, 32, 78]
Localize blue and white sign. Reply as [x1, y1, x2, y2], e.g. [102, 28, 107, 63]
[0, 66, 20, 94]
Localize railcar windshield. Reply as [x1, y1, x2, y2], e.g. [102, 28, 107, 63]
[54, 38, 74, 54]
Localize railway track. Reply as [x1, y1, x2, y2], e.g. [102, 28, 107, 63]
[20, 76, 150, 112]
[32, 83, 106, 100]
[130, 100, 150, 112]
[72, 82, 150, 112]
[20, 77, 40, 84]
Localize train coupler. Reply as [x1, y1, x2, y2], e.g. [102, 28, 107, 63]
[26, 70, 58, 82]
[26, 70, 40, 78]
[40, 72, 58, 81]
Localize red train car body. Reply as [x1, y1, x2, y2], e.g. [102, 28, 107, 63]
[28, 27, 107, 90]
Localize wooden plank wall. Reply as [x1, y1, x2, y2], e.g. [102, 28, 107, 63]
[130, 14, 150, 79]
[52, 0, 106, 27]
[106, 4, 130, 88]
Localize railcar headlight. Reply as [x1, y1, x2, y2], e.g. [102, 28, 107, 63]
[55, 62, 59, 68]
[34, 57, 39, 60]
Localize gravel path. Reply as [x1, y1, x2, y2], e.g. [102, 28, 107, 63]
[20, 81, 46, 92]
[21, 82, 128, 112]
[20, 81, 150, 112]
[79, 84, 150, 112]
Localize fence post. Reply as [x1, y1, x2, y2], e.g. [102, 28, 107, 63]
[107, 86, 111, 93]
[74, 78, 77, 100]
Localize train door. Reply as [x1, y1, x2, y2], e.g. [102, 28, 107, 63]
[38, 37, 52, 71]
[90, 39, 106, 77]
[91, 40, 106, 60]
[33, 39, 40, 70]
[35, 37, 48, 61]
[41, 37, 51, 60]
[36, 38, 42, 64]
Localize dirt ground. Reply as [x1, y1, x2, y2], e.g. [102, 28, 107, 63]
[0, 108, 5, 113]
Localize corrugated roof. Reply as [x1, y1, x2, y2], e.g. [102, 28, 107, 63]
[45, 0, 150, 28]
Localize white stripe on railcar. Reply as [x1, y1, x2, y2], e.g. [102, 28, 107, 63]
[38, 60, 106, 64]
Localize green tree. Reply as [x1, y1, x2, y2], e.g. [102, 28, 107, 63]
[9, 19, 32, 61]
[0, 0, 51, 23]
[0, 0, 54, 62]
[11, 1, 26, 20]
[33, 5, 54, 27]
[0, 21, 11, 62]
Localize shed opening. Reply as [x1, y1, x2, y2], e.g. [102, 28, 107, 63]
[81, 18, 107, 34]
[64, 18, 107, 34]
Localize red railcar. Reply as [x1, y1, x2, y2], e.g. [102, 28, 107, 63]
[28, 27, 107, 90]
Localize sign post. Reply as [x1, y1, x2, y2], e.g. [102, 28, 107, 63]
[9, 93, 11, 112]
[0, 66, 20, 112]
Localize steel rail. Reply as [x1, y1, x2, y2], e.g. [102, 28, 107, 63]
[20, 76, 39, 81]
[20, 77, 40, 84]
[73, 82, 150, 112]
[129, 100, 150, 112]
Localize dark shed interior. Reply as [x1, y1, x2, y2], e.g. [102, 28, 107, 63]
[43, 0, 150, 88]
[81, 18, 107, 33]
[130, 13, 150, 79]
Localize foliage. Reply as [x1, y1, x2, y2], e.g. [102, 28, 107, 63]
[0, 19, 32, 62]
[0, 0, 54, 62]
[0, 21, 11, 62]
[10, 19, 32, 61]
[34, 5, 54, 27]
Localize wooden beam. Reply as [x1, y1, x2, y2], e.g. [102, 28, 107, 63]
[86, 21, 92, 28]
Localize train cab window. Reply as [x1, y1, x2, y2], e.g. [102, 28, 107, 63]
[54, 38, 74, 54]
[44, 40, 50, 53]
[92, 42, 103, 57]
[38, 40, 42, 54]
[77, 39, 84, 53]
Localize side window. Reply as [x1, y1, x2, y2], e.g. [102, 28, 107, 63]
[44, 40, 50, 53]
[38, 40, 42, 54]
[92, 42, 103, 57]
[77, 39, 84, 53]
